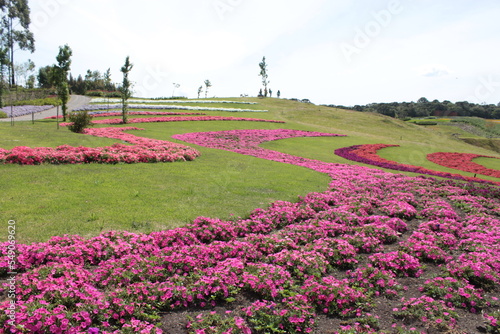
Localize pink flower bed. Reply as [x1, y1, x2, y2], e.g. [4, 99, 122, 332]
[61, 115, 285, 126]
[44, 111, 206, 119]
[0, 127, 200, 165]
[2, 129, 499, 333]
[427, 152, 500, 178]
[335, 144, 500, 186]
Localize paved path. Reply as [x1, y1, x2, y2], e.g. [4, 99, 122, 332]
[0, 95, 91, 122]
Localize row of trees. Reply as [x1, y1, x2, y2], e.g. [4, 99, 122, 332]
[327, 97, 500, 119]
[37, 66, 118, 94]
[0, 0, 35, 107]
[0, 0, 35, 88]
[49, 43, 132, 125]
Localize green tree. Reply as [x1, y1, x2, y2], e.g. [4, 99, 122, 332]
[104, 68, 112, 91]
[0, 0, 35, 87]
[197, 85, 203, 99]
[54, 44, 72, 121]
[204, 79, 211, 98]
[119, 56, 133, 124]
[14, 58, 34, 87]
[258, 56, 269, 97]
[37, 65, 55, 88]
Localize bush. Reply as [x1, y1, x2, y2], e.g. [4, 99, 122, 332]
[0, 111, 7, 118]
[85, 90, 121, 98]
[415, 121, 438, 126]
[67, 111, 93, 133]
[10, 97, 61, 106]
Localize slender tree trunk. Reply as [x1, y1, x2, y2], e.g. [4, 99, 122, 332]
[9, 16, 15, 87]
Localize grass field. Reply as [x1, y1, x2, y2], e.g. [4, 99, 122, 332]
[1, 97, 499, 243]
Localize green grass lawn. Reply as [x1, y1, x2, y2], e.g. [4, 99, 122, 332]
[1, 97, 499, 243]
[474, 156, 500, 170]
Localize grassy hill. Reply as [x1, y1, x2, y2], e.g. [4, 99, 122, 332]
[1, 97, 499, 243]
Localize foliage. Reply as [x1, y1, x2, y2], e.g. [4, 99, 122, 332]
[37, 65, 56, 88]
[204, 79, 212, 98]
[54, 45, 72, 121]
[393, 296, 459, 331]
[0, 110, 6, 118]
[0, 0, 35, 87]
[413, 120, 437, 125]
[258, 56, 270, 97]
[9, 96, 61, 106]
[119, 56, 133, 124]
[187, 312, 251, 334]
[67, 111, 94, 133]
[84, 90, 121, 98]
[484, 310, 500, 334]
[328, 98, 500, 120]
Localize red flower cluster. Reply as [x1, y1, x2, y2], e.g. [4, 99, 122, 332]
[427, 152, 500, 178]
[0, 127, 200, 165]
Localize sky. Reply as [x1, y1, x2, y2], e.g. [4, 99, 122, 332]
[16, 0, 500, 106]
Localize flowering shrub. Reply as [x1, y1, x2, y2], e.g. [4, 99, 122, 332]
[242, 295, 316, 334]
[186, 312, 251, 334]
[393, 296, 458, 331]
[347, 266, 404, 298]
[268, 249, 328, 280]
[484, 310, 500, 333]
[420, 277, 494, 311]
[428, 152, 500, 178]
[447, 253, 500, 290]
[301, 276, 370, 317]
[241, 263, 294, 299]
[369, 251, 424, 277]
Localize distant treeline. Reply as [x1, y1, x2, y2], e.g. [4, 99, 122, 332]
[325, 97, 500, 119]
[37, 66, 118, 96]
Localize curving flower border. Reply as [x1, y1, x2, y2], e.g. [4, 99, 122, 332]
[427, 152, 500, 178]
[44, 111, 205, 119]
[60, 116, 285, 126]
[335, 144, 500, 186]
[91, 98, 258, 104]
[1, 128, 499, 333]
[74, 104, 268, 112]
[0, 127, 200, 165]
[1, 105, 54, 118]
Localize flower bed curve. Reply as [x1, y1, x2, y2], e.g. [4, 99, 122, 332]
[335, 144, 500, 186]
[427, 152, 500, 178]
[0, 127, 200, 165]
[1, 129, 499, 333]
[60, 116, 285, 126]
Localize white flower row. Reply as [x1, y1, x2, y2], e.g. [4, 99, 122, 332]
[75, 104, 268, 113]
[91, 98, 257, 105]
